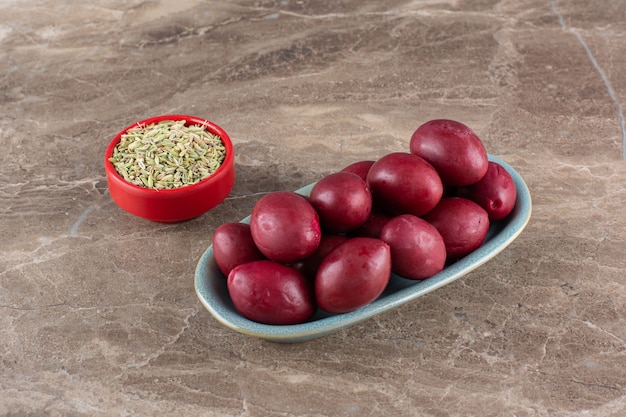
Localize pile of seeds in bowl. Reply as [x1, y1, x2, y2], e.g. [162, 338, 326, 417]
[109, 119, 226, 190]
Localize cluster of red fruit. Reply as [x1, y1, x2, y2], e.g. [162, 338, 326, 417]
[212, 119, 517, 325]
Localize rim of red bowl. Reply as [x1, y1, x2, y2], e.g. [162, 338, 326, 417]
[104, 114, 234, 196]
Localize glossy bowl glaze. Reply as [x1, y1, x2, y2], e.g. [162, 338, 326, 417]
[104, 115, 235, 223]
[195, 155, 531, 342]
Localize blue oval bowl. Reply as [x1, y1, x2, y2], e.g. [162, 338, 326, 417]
[195, 155, 532, 343]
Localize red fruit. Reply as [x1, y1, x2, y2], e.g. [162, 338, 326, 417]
[250, 191, 321, 263]
[340, 160, 375, 181]
[380, 215, 446, 280]
[315, 237, 391, 314]
[212, 222, 265, 276]
[299, 234, 349, 281]
[410, 119, 488, 186]
[457, 161, 517, 221]
[423, 197, 490, 259]
[350, 211, 393, 238]
[366, 152, 443, 217]
[309, 172, 372, 233]
[227, 261, 315, 325]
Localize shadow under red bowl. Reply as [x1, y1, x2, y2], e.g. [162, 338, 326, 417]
[104, 114, 235, 223]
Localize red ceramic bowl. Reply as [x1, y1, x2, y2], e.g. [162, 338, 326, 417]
[104, 114, 235, 223]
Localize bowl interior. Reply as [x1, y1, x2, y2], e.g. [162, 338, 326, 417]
[105, 114, 234, 195]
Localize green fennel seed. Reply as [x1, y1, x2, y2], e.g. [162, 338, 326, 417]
[109, 120, 226, 190]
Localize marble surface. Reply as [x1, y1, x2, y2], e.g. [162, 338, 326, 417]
[1, 0, 625, 415]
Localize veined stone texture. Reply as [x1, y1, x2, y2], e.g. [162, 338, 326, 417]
[1, 1, 625, 416]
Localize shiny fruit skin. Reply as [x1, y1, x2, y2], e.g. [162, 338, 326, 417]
[366, 152, 443, 217]
[380, 214, 446, 280]
[212, 222, 265, 277]
[410, 119, 488, 186]
[309, 172, 372, 233]
[250, 191, 321, 263]
[340, 160, 375, 182]
[457, 161, 517, 221]
[227, 260, 315, 325]
[315, 237, 391, 314]
[423, 197, 490, 260]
